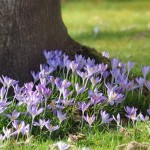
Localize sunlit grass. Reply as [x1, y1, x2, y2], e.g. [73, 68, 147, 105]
[3, 121, 150, 150]
[62, 0, 150, 69]
[78, 121, 150, 149]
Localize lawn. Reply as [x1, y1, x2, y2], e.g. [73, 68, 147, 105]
[2, 121, 150, 150]
[0, 1, 150, 150]
[62, 0, 150, 69]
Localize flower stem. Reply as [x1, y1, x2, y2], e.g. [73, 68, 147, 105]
[81, 112, 84, 130]
[30, 117, 34, 134]
[43, 98, 48, 118]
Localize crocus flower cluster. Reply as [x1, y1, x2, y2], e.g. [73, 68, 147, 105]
[0, 50, 149, 143]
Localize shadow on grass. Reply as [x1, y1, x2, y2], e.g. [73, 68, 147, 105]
[72, 29, 150, 41]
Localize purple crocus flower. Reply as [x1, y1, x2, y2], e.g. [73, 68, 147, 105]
[142, 66, 150, 79]
[70, 61, 79, 73]
[77, 71, 88, 82]
[36, 84, 52, 98]
[3, 127, 11, 139]
[100, 110, 113, 124]
[56, 56, 64, 69]
[125, 106, 138, 123]
[0, 76, 17, 88]
[12, 120, 29, 136]
[34, 119, 49, 130]
[31, 71, 39, 83]
[64, 60, 71, 72]
[48, 59, 59, 69]
[23, 90, 43, 106]
[84, 114, 95, 127]
[44, 65, 55, 74]
[54, 50, 63, 57]
[89, 89, 106, 105]
[55, 141, 70, 150]
[62, 89, 73, 100]
[43, 87, 52, 98]
[125, 80, 137, 92]
[61, 98, 74, 107]
[14, 84, 25, 97]
[102, 51, 110, 58]
[39, 65, 54, 78]
[147, 109, 150, 116]
[136, 77, 145, 88]
[21, 124, 30, 136]
[63, 54, 69, 65]
[145, 81, 150, 91]
[84, 65, 98, 77]
[57, 58, 64, 69]
[127, 61, 134, 75]
[0, 99, 11, 113]
[119, 62, 127, 76]
[5, 109, 20, 121]
[0, 134, 5, 142]
[138, 113, 149, 121]
[48, 76, 56, 86]
[111, 58, 119, 70]
[107, 88, 124, 106]
[27, 105, 43, 119]
[113, 113, 121, 126]
[117, 78, 128, 91]
[75, 54, 86, 70]
[47, 100, 64, 114]
[55, 78, 71, 94]
[55, 77, 62, 88]
[45, 122, 59, 133]
[111, 68, 121, 80]
[54, 100, 65, 109]
[47, 100, 57, 113]
[46, 59, 57, 71]
[57, 111, 67, 124]
[103, 71, 110, 80]
[75, 83, 85, 95]
[98, 63, 108, 75]
[40, 77, 47, 86]
[12, 120, 25, 133]
[0, 87, 6, 100]
[43, 49, 54, 60]
[90, 76, 101, 87]
[78, 101, 90, 114]
[24, 82, 34, 92]
[119, 62, 126, 69]
[86, 58, 95, 67]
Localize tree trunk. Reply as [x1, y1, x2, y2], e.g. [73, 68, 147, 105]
[0, 0, 110, 83]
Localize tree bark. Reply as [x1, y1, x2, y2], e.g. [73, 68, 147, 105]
[0, 0, 110, 83]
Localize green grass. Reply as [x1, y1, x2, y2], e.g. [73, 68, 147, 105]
[62, 0, 150, 71]
[3, 121, 150, 149]
[79, 121, 150, 150]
